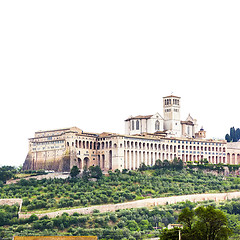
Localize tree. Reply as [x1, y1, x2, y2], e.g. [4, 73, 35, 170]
[161, 206, 232, 240]
[225, 127, 240, 142]
[236, 128, 240, 141]
[194, 205, 231, 240]
[138, 162, 148, 171]
[178, 207, 194, 230]
[160, 228, 181, 240]
[163, 159, 170, 168]
[139, 219, 153, 230]
[0, 166, 16, 183]
[174, 158, 184, 170]
[225, 134, 231, 142]
[82, 165, 90, 181]
[155, 159, 163, 169]
[231, 127, 238, 142]
[126, 220, 140, 231]
[89, 165, 103, 179]
[70, 166, 80, 178]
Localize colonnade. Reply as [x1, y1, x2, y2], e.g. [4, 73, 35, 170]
[227, 153, 240, 165]
[122, 139, 233, 170]
[124, 150, 178, 170]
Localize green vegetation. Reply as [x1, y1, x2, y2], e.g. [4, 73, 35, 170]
[161, 205, 231, 239]
[0, 205, 19, 227]
[1, 162, 240, 213]
[0, 166, 47, 185]
[0, 166, 17, 184]
[1, 162, 240, 239]
[187, 161, 240, 174]
[225, 127, 240, 142]
[70, 166, 80, 178]
[1, 199, 240, 239]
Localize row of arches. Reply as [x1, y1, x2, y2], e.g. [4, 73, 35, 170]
[124, 141, 226, 153]
[74, 151, 113, 170]
[73, 152, 240, 171]
[123, 151, 239, 170]
[75, 157, 90, 169]
[124, 150, 178, 170]
[227, 153, 240, 165]
[182, 154, 225, 164]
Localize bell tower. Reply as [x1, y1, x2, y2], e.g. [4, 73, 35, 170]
[163, 95, 181, 137]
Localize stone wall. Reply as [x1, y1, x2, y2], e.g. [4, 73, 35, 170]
[23, 152, 70, 172]
[19, 191, 240, 219]
[0, 198, 23, 213]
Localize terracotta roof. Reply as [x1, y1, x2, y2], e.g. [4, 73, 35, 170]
[181, 120, 194, 126]
[125, 115, 153, 121]
[163, 95, 181, 99]
[35, 128, 71, 133]
[98, 132, 116, 138]
[35, 127, 83, 134]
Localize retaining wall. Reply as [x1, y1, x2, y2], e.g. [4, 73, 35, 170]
[19, 191, 240, 219]
[0, 198, 23, 213]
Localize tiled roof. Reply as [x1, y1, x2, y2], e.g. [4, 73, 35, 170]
[163, 95, 181, 98]
[125, 115, 153, 121]
[181, 120, 194, 126]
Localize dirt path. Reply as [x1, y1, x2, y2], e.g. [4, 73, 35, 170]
[18, 191, 240, 219]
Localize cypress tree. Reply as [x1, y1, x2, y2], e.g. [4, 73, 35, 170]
[225, 134, 231, 142]
[236, 128, 240, 142]
[230, 127, 237, 142]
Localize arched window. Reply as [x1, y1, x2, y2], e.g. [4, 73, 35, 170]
[136, 120, 140, 130]
[155, 120, 160, 131]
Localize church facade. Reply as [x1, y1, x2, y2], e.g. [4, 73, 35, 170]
[23, 95, 240, 172]
[125, 95, 200, 138]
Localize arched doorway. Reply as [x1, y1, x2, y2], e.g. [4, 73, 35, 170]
[232, 154, 235, 164]
[227, 153, 230, 164]
[238, 154, 240, 164]
[83, 157, 89, 169]
[77, 158, 82, 169]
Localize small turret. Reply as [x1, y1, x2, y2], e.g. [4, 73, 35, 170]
[195, 126, 206, 139]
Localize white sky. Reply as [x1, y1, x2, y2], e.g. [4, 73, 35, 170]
[0, 0, 240, 167]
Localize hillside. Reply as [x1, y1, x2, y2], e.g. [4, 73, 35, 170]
[1, 165, 240, 213]
[1, 163, 240, 239]
[1, 197, 240, 239]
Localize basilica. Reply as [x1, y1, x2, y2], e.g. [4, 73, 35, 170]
[23, 95, 240, 172]
[125, 95, 202, 139]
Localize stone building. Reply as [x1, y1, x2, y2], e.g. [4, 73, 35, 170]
[125, 95, 198, 138]
[23, 95, 240, 172]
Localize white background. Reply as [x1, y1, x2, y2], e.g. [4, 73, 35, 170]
[0, 0, 240, 167]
